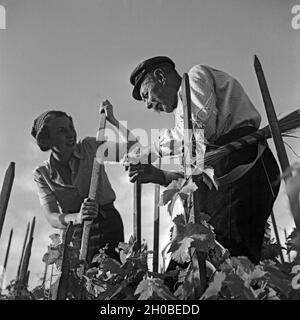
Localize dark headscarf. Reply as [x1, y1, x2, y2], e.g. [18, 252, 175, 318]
[31, 110, 72, 151]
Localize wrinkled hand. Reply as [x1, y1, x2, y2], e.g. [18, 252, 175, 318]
[77, 198, 99, 224]
[127, 163, 166, 185]
[101, 99, 118, 126]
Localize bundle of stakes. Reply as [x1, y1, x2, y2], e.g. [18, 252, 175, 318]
[203, 109, 300, 168]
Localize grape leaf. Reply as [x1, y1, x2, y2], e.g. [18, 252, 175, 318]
[44, 246, 62, 265]
[135, 276, 176, 300]
[159, 188, 179, 206]
[169, 222, 216, 264]
[42, 252, 49, 263]
[49, 233, 61, 247]
[223, 274, 256, 300]
[202, 167, 218, 190]
[201, 271, 226, 300]
[179, 179, 198, 195]
[170, 237, 194, 264]
[263, 264, 292, 297]
[174, 264, 195, 300]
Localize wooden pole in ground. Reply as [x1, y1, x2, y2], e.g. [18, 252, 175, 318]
[56, 222, 73, 300]
[254, 55, 300, 234]
[42, 260, 49, 298]
[16, 222, 30, 280]
[49, 264, 54, 300]
[79, 107, 106, 265]
[284, 228, 291, 263]
[182, 73, 207, 298]
[133, 178, 142, 252]
[270, 210, 285, 263]
[0, 162, 15, 240]
[3, 228, 13, 271]
[152, 157, 161, 272]
[0, 228, 13, 293]
[19, 217, 35, 285]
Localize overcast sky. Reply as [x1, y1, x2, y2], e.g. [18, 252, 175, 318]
[0, 0, 299, 290]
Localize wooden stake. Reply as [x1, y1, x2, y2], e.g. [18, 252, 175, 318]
[49, 264, 54, 300]
[56, 222, 73, 300]
[153, 158, 161, 272]
[0, 228, 13, 293]
[284, 228, 291, 263]
[182, 73, 207, 298]
[0, 162, 15, 240]
[79, 108, 106, 263]
[3, 228, 13, 271]
[133, 177, 142, 252]
[19, 217, 35, 285]
[16, 222, 30, 280]
[254, 55, 300, 233]
[270, 210, 285, 263]
[42, 260, 49, 298]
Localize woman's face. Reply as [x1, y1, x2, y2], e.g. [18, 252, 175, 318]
[46, 116, 77, 155]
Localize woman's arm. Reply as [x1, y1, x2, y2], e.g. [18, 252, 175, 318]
[102, 100, 140, 155]
[41, 199, 99, 229]
[34, 170, 99, 229]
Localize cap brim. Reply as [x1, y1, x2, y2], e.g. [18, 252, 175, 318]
[132, 78, 143, 101]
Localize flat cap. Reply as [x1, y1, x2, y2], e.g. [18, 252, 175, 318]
[130, 56, 175, 100]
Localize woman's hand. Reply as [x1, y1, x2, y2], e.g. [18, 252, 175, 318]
[77, 198, 99, 224]
[101, 100, 118, 126]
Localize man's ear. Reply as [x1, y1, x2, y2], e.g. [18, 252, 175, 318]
[153, 68, 166, 86]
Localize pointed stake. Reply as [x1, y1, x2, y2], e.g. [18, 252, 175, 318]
[270, 210, 285, 263]
[133, 177, 142, 253]
[19, 217, 35, 285]
[254, 55, 300, 233]
[182, 73, 207, 298]
[284, 228, 291, 263]
[0, 162, 15, 240]
[3, 228, 13, 270]
[153, 158, 161, 272]
[17, 222, 30, 280]
[0, 228, 13, 293]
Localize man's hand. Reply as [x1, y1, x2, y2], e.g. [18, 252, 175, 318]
[127, 163, 166, 185]
[77, 198, 99, 224]
[101, 99, 118, 126]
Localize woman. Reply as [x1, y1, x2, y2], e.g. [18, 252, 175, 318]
[32, 103, 136, 263]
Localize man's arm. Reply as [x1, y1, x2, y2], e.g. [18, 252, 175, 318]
[128, 163, 184, 186]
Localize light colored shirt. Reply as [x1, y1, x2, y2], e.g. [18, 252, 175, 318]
[160, 64, 261, 149]
[148, 65, 261, 159]
[33, 137, 116, 212]
[126, 65, 262, 180]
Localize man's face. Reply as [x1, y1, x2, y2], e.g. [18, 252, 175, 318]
[139, 71, 178, 113]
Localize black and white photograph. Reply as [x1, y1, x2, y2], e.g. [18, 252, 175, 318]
[0, 0, 300, 308]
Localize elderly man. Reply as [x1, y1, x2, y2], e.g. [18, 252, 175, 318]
[128, 56, 280, 264]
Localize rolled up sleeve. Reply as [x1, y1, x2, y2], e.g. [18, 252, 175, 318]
[33, 169, 56, 207]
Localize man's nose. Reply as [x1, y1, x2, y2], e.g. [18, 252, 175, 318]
[146, 100, 153, 109]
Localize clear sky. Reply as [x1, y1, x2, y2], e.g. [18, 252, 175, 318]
[0, 0, 299, 289]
